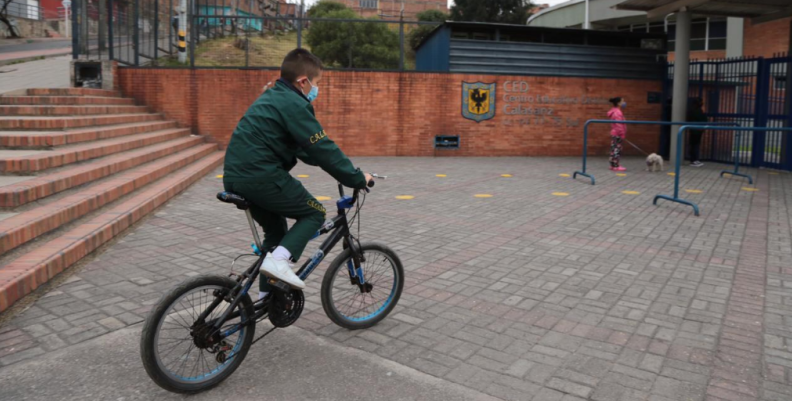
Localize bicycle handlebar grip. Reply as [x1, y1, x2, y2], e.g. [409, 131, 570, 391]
[367, 179, 375, 188]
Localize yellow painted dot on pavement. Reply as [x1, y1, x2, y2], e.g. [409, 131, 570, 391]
[474, 194, 493, 198]
[616, 173, 627, 177]
[667, 172, 676, 176]
[685, 189, 703, 194]
[316, 196, 332, 201]
[395, 195, 415, 200]
[552, 192, 570, 197]
[297, 174, 310, 178]
[501, 174, 512, 178]
[216, 175, 223, 178]
[436, 174, 447, 177]
[742, 187, 759, 192]
[622, 191, 640, 195]
[559, 174, 571, 178]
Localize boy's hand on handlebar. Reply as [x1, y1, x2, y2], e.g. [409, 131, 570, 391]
[364, 173, 373, 186]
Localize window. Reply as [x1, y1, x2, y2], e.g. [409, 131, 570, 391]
[359, 0, 377, 9]
[708, 20, 727, 50]
[667, 18, 727, 52]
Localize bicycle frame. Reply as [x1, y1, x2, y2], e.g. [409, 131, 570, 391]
[201, 184, 368, 339]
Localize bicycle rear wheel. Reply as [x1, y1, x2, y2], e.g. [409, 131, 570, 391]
[140, 275, 254, 393]
[321, 242, 404, 330]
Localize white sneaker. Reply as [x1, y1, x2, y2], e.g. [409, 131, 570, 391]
[261, 255, 305, 289]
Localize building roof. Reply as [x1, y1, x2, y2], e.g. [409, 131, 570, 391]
[527, 0, 584, 25]
[615, 0, 792, 22]
[414, 21, 666, 50]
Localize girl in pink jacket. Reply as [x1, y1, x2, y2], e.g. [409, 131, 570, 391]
[607, 97, 627, 171]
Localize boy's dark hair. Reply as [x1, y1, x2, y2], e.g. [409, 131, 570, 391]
[609, 97, 623, 107]
[281, 49, 324, 83]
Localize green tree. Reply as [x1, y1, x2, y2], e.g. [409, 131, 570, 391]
[307, 0, 347, 17]
[306, 6, 400, 69]
[408, 9, 448, 50]
[450, 0, 534, 24]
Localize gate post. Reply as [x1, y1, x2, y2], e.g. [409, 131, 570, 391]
[133, 0, 140, 65]
[108, 0, 114, 60]
[71, 0, 79, 58]
[752, 57, 770, 168]
[784, 54, 792, 171]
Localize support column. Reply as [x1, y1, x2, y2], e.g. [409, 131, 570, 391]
[584, 0, 590, 29]
[671, 8, 691, 166]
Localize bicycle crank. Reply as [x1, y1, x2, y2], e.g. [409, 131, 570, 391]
[268, 288, 304, 328]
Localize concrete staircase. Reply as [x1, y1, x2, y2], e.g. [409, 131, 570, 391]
[0, 88, 224, 312]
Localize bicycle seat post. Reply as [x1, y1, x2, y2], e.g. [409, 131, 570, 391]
[245, 209, 263, 251]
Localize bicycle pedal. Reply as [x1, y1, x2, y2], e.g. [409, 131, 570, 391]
[268, 279, 291, 293]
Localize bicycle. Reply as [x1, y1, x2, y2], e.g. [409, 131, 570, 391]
[140, 175, 403, 393]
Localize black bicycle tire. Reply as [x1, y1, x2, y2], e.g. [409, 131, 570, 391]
[140, 274, 255, 394]
[320, 242, 404, 330]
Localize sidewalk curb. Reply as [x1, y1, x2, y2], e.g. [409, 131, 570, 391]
[0, 52, 70, 67]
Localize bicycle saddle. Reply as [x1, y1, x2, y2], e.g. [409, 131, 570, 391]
[216, 191, 250, 210]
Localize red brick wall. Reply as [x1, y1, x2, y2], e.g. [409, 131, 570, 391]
[336, 0, 447, 19]
[744, 17, 791, 58]
[118, 69, 662, 157]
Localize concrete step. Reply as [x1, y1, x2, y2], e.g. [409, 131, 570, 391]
[0, 121, 180, 149]
[0, 96, 136, 106]
[0, 142, 218, 256]
[21, 88, 123, 98]
[0, 140, 215, 207]
[0, 151, 223, 312]
[0, 128, 193, 173]
[0, 113, 164, 131]
[0, 105, 149, 116]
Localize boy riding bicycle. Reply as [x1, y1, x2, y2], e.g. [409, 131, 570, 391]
[222, 49, 372, 296]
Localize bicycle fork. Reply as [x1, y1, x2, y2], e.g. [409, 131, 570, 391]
[345, 237, 371, 292]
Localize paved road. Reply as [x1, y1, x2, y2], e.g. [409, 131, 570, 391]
[0, 322, 497, 401]
[1, 157, 791, 401]
[0, 56, 71, 93]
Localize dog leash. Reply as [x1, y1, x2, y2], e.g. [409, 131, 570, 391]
[623, 138, 651, 157]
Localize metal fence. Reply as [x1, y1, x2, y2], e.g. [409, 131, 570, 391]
[666, 54, 792, 171]
[5, 0, 42, 20]
[71, 0, 441, 70]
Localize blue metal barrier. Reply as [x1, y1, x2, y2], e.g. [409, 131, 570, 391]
[573, 120, 738, 185]
[654, 125, 792, 216]
[719, 131, 753, 184]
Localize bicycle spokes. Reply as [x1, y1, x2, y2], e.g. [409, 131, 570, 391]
[331, 251, 397, 322]
[154, 286, 247, 383]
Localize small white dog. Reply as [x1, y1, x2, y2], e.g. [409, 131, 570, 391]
[646, 153, 664, 172]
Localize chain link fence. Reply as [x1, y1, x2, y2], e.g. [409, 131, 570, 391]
[71, 0, 441, 71]
[182, 15, 439, 70]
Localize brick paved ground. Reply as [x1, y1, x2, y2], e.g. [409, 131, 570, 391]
[1, 156, 791, 401]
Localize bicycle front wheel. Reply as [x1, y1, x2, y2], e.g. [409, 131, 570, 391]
[140, 275, 254, 394]
[321, 242, 404, 330]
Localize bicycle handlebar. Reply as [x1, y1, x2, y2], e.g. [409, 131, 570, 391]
[340, 173, 386, 203]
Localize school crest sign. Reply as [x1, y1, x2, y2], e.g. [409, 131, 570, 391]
[462, 82, 496, 122]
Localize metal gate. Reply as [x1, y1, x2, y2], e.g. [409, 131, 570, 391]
[667, 55, 792, 171]
[70, 0, 175, 65]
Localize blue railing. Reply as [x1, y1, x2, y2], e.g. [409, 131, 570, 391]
[573, 120, 739, 185]
[654, 125, 792, 216]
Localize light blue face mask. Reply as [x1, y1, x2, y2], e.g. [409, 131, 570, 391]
[620, 102, 627, 109]
[305, 79, 319, 102]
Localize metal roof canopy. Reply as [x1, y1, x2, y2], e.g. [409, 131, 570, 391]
[615, 0, 792, 23]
